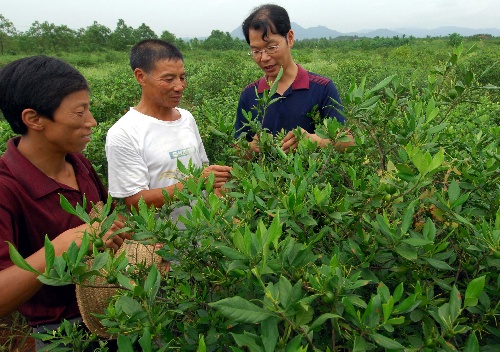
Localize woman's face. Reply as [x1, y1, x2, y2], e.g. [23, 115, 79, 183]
[40, 89, 96, 154]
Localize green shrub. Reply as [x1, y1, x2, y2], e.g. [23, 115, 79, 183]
[5, 43, 499, 351]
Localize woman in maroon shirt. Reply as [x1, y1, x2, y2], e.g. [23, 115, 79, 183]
[0, 55, 130, 350]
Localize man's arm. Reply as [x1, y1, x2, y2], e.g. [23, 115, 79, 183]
[281, 128, 355, 153]
[124, 184, 183, 210]
[124, 164, 232, 209]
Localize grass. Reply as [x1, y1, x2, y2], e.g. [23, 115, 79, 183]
[0, 312, 34, 351]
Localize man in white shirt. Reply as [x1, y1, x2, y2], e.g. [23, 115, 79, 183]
[106, 39, 231, 215]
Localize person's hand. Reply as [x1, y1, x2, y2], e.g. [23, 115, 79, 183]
[103, 215, 132, 252]
[282, 128, 328, 153]
[249, 134, 261, 153]
[202, 165, 232, 188]
[214, 187, 228, 198]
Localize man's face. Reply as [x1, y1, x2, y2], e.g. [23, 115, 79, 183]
[140, 59, 187, 109]
[41, 89, 96, 154]
[248, 28, 294, 80]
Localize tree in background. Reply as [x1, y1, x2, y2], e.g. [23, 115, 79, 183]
[133, 23, 158, 41]
[449, 32, 463, 47]
[19, 21, 77, 53]
[81, 21, 111, 51]
[0, 14, 17, 55]
[203, 30, 236, 50]
[109, 19, 136, 51]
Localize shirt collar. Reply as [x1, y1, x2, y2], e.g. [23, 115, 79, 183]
[3, 137, 90, 199]
[257, 64, 309, 93]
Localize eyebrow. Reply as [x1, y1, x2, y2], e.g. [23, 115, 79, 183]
[250, 39, 280, 49]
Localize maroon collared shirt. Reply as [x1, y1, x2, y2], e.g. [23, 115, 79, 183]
[0, 137, 107, 326]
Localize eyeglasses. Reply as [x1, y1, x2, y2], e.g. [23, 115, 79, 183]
[248, 37, 286, 58]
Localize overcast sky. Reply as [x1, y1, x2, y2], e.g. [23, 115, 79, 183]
[1, 0, 499, 38]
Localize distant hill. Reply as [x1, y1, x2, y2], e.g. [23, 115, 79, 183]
[230, 22, 500, 40]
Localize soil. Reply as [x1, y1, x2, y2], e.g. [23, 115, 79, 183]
[0, 312, 35, 352]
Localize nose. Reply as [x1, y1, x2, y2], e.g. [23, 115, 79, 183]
[84, 111, 97, 127]
[174, 80, 186, 92]
[259, 51, 271, 61]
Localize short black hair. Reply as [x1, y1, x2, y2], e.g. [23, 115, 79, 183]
[129, 39, 184, 73]
[242, 4, 291, 44]
[0, 55, 89, 135]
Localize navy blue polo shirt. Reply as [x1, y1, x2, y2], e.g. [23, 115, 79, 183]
[235, 64, 344, 140]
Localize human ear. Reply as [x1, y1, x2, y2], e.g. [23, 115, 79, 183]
[134, 68, 147, 85]
[21, 109, 44, 131]
[287, 30, 295, 47]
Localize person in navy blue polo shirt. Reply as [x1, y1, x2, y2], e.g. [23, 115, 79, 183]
[235, 4, 354, 155]
[0, 55, 130, 350]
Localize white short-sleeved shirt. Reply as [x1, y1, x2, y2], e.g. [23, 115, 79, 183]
[106, 107, 208, 206]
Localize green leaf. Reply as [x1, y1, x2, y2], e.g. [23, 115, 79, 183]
[370, 333, 405, 349]
[117, 334, 135, 352]
[376, 213, 393, 237]
[261, 317, 279, 352]
[464, 331, 479, 352]
[394, 294, 419, 314]
[359, 95, 381, 109]
[277, 276, 294, 310]
[393, 283, 404, 303]
[353, 335, 368, 352]
[401, 201, 416, 234]
[197, 335, 207, 352]
[144, 265, 161, 304]
[448, 179, 461, 204]
[43, 235, 55, 276]
[451, 192, 470, 209]
[367, 74, 396, 95]
[382, 296, 395, 323]
[117, 272, 135, 290]
[116, 296, 144, 316]
[402, 238, 433, 247]
[210, 296, 274, 323]
[59, 194, 78, 216]
[92, 252, 110, 271]
[7, 242, 39, 274]
[464, 276, 485, 307]
[266, 213, 282, 250]
[308, 313, 341, 331]
[298, 214, 317, 227]
[395, 243, 417, 260]
[428, 148, 444, 173]
[53, 256, 67, 278]
[38, 276, 70, 286]
[231, 332, 264, 352]
[139, 328, 152, 352]
[342, 297, 359, 320]
[449, 286, 462, 321]
[215, 245, 248, 260]
[424, 258, 454, 271]
[76, 233, 90, 263]
[362, 294, 382, 328]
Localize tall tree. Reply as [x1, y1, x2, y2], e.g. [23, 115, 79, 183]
[110, 19, 135, 51]
[22, 21, 77, 53]
[134, 23, 157, 41]
[0, 14, 17, 55]
[160, 29, 176, 44]
[203, 30, 236, 50]
[81, 21, 111, 51]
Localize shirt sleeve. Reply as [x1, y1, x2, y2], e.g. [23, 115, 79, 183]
[105, 128, 150, 199]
